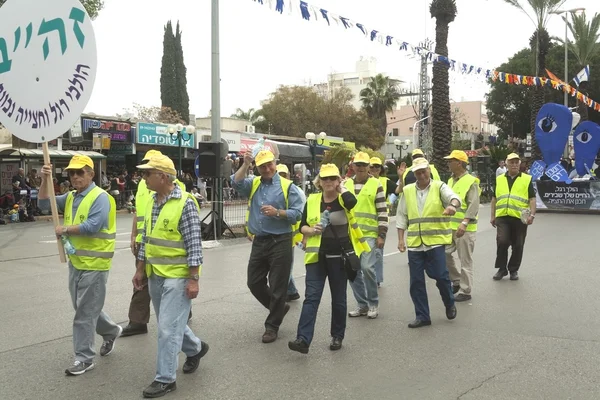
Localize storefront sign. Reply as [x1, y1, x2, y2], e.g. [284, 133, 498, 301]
[0, 0, 97, 143]
[322, 138, 355, 149]
[0, 163, 19, 194]
[82, 118, 131, 142]
[198, 130, 240, 152]
[534, 181, 600, 211]
[136, 122, 194, 148]
[109, 143, 134, 155]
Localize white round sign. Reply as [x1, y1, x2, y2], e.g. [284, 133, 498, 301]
[0, 0, 97, 143]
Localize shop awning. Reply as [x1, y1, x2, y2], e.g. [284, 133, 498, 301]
[270, 141, 313, 162]
[0, 148, 107, 159]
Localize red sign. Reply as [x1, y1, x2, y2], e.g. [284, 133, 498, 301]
[465, 150, 478, 157]
[240, 138, 278, 155]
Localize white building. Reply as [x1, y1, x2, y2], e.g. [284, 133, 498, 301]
[314, 57, 404, 110]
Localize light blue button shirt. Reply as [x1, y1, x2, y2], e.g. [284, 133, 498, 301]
[231, 173, 304, 236]
[56, 182, 109, 234]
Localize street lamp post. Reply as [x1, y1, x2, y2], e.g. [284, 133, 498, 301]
[394, 138, 411, 160]
[305, 131, 327, 177]
[168, 123, 196, 177]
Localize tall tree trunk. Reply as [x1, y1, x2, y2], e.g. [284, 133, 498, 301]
[528, 29, 549, 161]
[431, 18, 453, 174]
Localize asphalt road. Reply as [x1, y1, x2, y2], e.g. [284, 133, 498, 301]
[1, 211, 600, 400]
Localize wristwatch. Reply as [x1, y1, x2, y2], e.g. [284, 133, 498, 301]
[62, 226, 69, 235]
[460, 221, 468, 226]
[276, 209, 281, 218]
[190, 274, 200, 281]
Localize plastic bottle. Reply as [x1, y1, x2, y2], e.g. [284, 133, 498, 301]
[251, 137, 266, 158]
[61, 236, 76, 255]
[296, 242, 305, 250]
[320, 209, 330, 228]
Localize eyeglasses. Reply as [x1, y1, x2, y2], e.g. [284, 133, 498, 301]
[370, 164, 381, 168]
[354, 163, 369, 168]
[321, 176, 338, 181]
[68, 169, 85, 177]
[141, 170, 160, 178]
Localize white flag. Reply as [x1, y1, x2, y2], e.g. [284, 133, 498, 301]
[573, 65, 590, 87]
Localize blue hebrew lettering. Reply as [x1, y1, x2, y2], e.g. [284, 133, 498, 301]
[27, 110, 32, 122]
[25, 23, 32, 48]
[32, 111, 38, 129]
[16, 106, 24, 124]
[59, 98, 70, 112]
[69, 7, 86, 48]
[68, 85, 81, 100]
[54, 101, 64, 120]
[73, 73, 87, 81]
[38, 110, 48, 127]
[69, 76, 83, 91]
[13, 27, 21, 51]
[0, 92, 8, 106]
[0, 83, 4, 96]
[7, 101, 15, 118]
[44, 108, 49, 125]
[37, 18, 67, 60]
[50, 102, 57, 123]
[65, 90, 73, 101]
[0, 38, 12, 74]
[75, 64, 90, 75]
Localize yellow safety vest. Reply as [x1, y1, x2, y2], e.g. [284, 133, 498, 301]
[344, 177, 381, 239]
[495, 174, 531, 219]
[448, 174, 478, 232]
[474, 177, 482, 196]
[303, 193, 371, 264]
[403, 164, 441, 182]
[145, 191, 201, 279]
[404, 180, 452, 248]
[379, 176, 391, 205]
[245, 176, 293, 237]
[64, 186, 116, 271]
[135, 179, 186, 243]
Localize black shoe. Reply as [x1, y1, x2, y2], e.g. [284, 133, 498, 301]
[510, 271, 519, 281]
[283, 303, 290, 318]
[286, 293, 300, 302]
[262, 329, 278, 343]
[288, 338, 309, 354]
[408, 319, 431, 328]
[329, 337, 343, 351]
[455, 294, 472, 302]
[493, 270, 508, 280]
[452, 285, 460, 294]
[446, 304, 457, 320]
[143, 381, 177, 398]
[121, 323, 148, 337]
[182, 341, 209, 374]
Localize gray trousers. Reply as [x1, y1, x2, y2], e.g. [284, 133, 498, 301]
[68, 264, 120, 363]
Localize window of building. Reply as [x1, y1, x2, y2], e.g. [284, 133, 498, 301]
[343, 78, 359, 85]
[392, 128, 399, 136]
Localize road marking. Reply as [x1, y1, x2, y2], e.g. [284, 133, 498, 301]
[384, 251, 400, 257]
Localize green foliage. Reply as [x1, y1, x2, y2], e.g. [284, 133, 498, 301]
[173, 22, 190, 122]
[482, 145, 512, 173]
[321, 145, 354, 170]
[451, 134, 471, 151]
[357, 147, 385, 161]
[160, 21, 189, 122]
[359, 74, 401, 137]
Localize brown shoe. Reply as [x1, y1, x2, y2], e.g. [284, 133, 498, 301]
[262, 329, 277, 343]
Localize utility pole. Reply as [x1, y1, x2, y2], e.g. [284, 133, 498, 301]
[211, 0, 223, 238]
[418, 38, 433, 156]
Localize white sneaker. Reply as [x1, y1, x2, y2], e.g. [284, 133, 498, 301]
[367, 306, 379, 319]
[348, 307, 368, 317]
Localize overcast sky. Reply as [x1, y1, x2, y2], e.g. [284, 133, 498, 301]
[85, 0, 600, 118]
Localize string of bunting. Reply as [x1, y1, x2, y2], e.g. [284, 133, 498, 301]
[250, 0, 600, 112]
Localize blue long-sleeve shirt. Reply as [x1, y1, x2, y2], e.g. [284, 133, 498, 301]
[231, 173, 304, 236]
[56, 182, 109, 234]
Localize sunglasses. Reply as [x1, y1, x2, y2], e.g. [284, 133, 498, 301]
[370, 164, 381, 168]
[354, 163, 369, 167]
[321, 176, 338, 181]
[68, 169, 85, 177]
[141, 170, 161, 178]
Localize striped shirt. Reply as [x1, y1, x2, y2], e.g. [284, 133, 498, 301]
[137, 185, 203, 268]
[352, 176, 389, 236]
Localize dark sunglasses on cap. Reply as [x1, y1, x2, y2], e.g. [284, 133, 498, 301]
[68, 169, 85, 177]
[321, 176, 338, 181]
[354, 162, 369, 167]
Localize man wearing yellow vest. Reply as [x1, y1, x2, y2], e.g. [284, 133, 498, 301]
[344, 151, 388, 319]
[368, 156, 397, 287]
[443, 150, 480, 302]
[397, 158, 461, 328]
[276, 163, 305, 302]
[133, 154, 208, 398]
[491, 153, 536, 281]
[122, 150, 191, 337]
[39, 155, 122, 376]
[232, 150, 304, 344]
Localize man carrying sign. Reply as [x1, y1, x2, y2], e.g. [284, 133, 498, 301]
[38, 155, 122, 376]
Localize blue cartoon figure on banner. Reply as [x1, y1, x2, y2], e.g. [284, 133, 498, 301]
[535, 103, 572, 182]
[573, 121, 600, 177]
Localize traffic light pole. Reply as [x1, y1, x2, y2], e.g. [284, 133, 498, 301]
[211, 0, 223, 239]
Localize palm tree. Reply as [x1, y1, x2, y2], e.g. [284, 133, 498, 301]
[562, 11, 600, 121]
[503, 0, 566, 160]
[359, 74, 401, 138]
[230, 108, 263, 123]
[430, 0, 457, 173]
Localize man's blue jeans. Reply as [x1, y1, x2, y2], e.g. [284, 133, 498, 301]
[149, 275, 203, 384]
[349, 237, 379, 308]
[374, 247, 384, 284]
[407, 246, 455, 322]
[296, 255, 347, 344]
[287, 250, 298, 296]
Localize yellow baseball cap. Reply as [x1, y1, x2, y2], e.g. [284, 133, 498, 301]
[370, 157, 382, 166]
[444, 150, 469, 163]
[143, 149, 162, 161]
[319, 164, 340, 178]
[412, 149, 424, 157]
[353, 151, 370, 165]
[411, 158, 430, 172]
[506, 153, 520, 161]
[65, 155, 94, 170]
[276, 164, 289, 175]
[255, 150, 275, 166]
[136, 154, 177, 176]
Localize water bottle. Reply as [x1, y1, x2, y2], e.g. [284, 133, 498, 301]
[320, 209, 330, 228]
[296, 242, 305, 251]
[251, 137, 266, 158]
[61, 236, 76, 255]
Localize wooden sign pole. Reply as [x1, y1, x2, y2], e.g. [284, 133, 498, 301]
[42, 142, 67, 263]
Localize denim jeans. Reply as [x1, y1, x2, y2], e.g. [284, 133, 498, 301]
[297, 255, 347, 344]
[349, 237, 379, 308]
[287, 250, 299, 296]
[407, 246, 455, 322]
[149, 275, 203, 384]
[68, 264, 120, 364]
[374, 247, 384, 284]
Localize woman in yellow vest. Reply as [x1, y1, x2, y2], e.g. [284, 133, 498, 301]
[288, 164, 370, 354]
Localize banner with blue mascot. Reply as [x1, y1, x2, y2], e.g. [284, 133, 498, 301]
[573, 121, 600, 178]
[534, 103, 572, 183]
